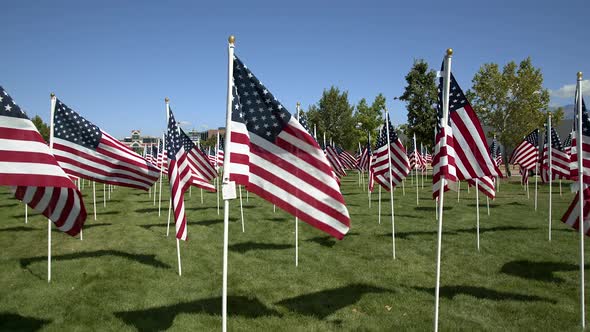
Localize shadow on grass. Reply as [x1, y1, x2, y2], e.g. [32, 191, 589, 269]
[0, 226, 36, 233]
[114, 296, 280, 332]
[20, 250, 171, 274]
[275, 283, 393, 319]
[305, 232, 359, 248]
[135, 208, 159, 213]
[413, 285, 555, 303]
[454, 226, 537, 234]
[500, 260, 587, 283]
[396, 214, 424, 219]
[414, 206, 452, 212]
[381, 230, 447, 240]
[0, 313, 50, 331]
[0, 203, 18, 208]
[465, 204, 500, 209]
[507, 201, 526, 206]
[83, 223, 112, 230]
[229, 241, 293, 253]
[185, 206, 216, 212]
[97, 211, 120, 216]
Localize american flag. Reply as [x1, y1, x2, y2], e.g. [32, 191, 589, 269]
[325, 143, 347, 177]
[424, 148, 432, 164]
[226, 55, 350, 239]
[540, 126, 570, 182]
[561, 87, 590, 234]
[207, 146, 216, 165]
[358, 136, 371, 171]
[409, 138, 426, 171]
[0, 87, 86, 236]
[217, 134, 225, 167]
[370, 114, 410, 191]
[166, 109, 192, 240]
[433, 65, 500, 198]
[490, 137, 504, 177]
[519, 166, 529, 185]
[52, 99, 160, 190]
[179, 128, 217, 192]
[563, 132, 572, 157]
[509, 129, 539, 170]
[157, 136, 169, 175]
[336, 146, 358, 170]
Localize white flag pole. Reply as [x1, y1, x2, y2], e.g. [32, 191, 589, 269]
[158, 134, 164, 216]
[384, 110, 396, 259]
[576, 71, 586, 329]
[476, 179, 480, 251]
[457, 181, 460, 201]
[368, 132, 372, 208]
[93, 181, 96, 220]
[421, 142, 425, 189]
[294, 102, 303, 266]
[414, 134, 419, 206]
[220, 35, 238, 332]
[47, 93, 58, 282]
[103, 183, 106, 207]
[153, 181, 157, 206]
[25, 204, 28, 224]
[548, 113, 553, 241]
[216, 132, 221, 216]
[535, 161, 538, 211]
[378, 185, 381, 224]
[434, 48, 453, 332]
[560, 179, 562, 197]
[486, 196, 490, 216]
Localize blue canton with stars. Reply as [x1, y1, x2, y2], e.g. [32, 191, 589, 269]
[376, 115, 399, 149]
[0, 86, 28, 119]
[574, 93, 590, 136]
[563, 133, 572, 148]
[490, 138, 501, 158]
[437, 62, 469, 130]
[179, 128, 196, 152]
[166, 109, 183, 160]
[544, 127, 564, 151]
[232, 55, 292, 142]
[54, 99, 102, 149]
[524, 129, 539, 148]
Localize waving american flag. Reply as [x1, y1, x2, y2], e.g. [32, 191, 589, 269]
[370, 114, 410, 191]
[226, 55, 350, 239]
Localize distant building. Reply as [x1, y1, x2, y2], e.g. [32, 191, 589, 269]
[120, 130, 159, 151]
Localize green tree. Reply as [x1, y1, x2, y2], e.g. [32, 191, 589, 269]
[466, 57, 550, 175]
[307, 86, 356, 149]
[31, 115, 50, 143]
[353, 96, 383, 147]
[399, 59, 438, 150]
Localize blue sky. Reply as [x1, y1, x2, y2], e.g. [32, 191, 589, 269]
[2, 0, 589, 138]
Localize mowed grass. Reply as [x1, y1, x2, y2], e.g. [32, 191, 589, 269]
[0, 174, 588, 331]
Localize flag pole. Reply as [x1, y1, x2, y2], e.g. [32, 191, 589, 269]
[93, 182, 96, 220]
[457, 181, 460, 201]
[434, 48, 453, 332]
[486, 196, 490, 216]
[414, 134, 419, 206]
[47, 93, 58, 282]
[25, 204, 28, 224]
[576, 71, 585, 328]
[159, 134, 164, 216]
[294, 102, 302, 266]
[476, 179, 480, 251]
[548, 112, 552, 241]
[368, 131, 372, 208]
[384, 110, 396, 259]
[103, 183, 106, 207]
[421, 142, 425, 189]
[221, 35, 237, 332]
[535, 161, 538, 210]
[216, 132, 221, 216]
[378, 185, 381, 224]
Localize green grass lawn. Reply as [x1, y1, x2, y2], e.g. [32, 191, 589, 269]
[0, 175, 588, 331]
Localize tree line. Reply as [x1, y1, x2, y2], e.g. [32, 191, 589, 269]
[29, 56, 561, 176]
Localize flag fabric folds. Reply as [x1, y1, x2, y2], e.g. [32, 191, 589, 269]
[336, 146, 358, 170]
[358, 137, 371, 171]
[540, 127, 570, 182]
[325, 143, 347, 178]
[509, 129, 539, 170]
[226, 55, 350, 239]
[166, 109, 192, 240]
[562, 88, 590, 233]
[179, 129, 217, 192]
[370, 115, 410, 191]
[0, 87, 86, 236]
[433, 65, 499, 199]
[52, 99, 160, 190]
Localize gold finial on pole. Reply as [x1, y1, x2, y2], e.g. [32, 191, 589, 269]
[296, 102, 300, 107]
[228, 35, 235, 45]
[446, 48, 453, 56]
[50, 93, 55, 98]
[548, 111, 552, 118]
[165, 97, 169, 103]
[578, 72, 583, 80]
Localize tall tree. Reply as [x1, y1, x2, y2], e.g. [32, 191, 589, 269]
[399, 59, 438, 149]
[353, 96, 383, 147]
[307, 86, 356, 149]
[466, 57, 551, 175]
[31, 115, 49, 143]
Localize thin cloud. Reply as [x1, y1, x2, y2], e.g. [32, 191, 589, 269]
[549, 80, 590, 98]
